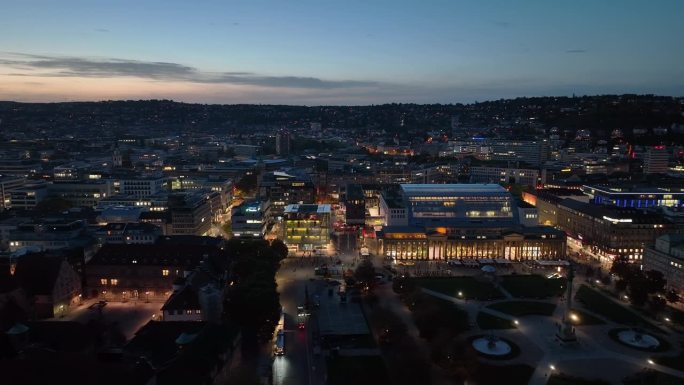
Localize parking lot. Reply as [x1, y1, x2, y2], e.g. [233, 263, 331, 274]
[55, 299, 164, 341]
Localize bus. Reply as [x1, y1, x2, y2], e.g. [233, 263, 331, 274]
[274, 331, 285, 356]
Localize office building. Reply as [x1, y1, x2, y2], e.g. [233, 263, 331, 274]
[399, 184, 516, 228]
[231, 200, 269, 238]
[375, 184, 565, 261]
[470, 166, 542, 187]
[275, 129, 291, 156]
[120, 174, 169, 198]
[643, 234, 684, 292]
[282, 204, 331, 252]
[557, 199, 674, 264]
[0, 176, 26, 209]
[258, 171, 315, 217]
[581, 184, 684, 208]
[490, 140, 549, 167]
[643, 146, 669, 174]
[9, 181, 48, 210]
[49, 180, 113, 208]
[167, 192, 212, 236]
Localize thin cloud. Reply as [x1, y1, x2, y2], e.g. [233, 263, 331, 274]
[0, 52, 378, 89]
[565, 49, 587, 53]
[492, 20, 512, 28]
[94, 28, 110, 33]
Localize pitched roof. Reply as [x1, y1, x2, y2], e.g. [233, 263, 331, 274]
[89, 243, 223, 266]
[14, 254, 65, 296]
[161, 286, 201, 312]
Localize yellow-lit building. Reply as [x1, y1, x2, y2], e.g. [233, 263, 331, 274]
[283, 204, 332, 251]
[378, 226, 565, 261]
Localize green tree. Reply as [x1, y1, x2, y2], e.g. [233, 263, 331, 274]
[270, 239, 289, 261]
[354, 259, 376, 287]
[644, 270, 666, 294]
[665, 289, 679, 303]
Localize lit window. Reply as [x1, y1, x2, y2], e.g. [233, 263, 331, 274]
[100, 278, 107, 285]
[110, 279, 119, 286]
[162, 269, 170, 276]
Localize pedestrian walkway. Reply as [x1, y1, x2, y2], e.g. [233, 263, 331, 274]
[420, 282, 684, 385]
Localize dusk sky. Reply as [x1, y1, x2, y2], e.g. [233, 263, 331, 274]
[1, 0, 683, 105]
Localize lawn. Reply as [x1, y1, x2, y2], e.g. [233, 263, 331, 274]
[500, 275, 566, 298]
[569, 309, 605, 326]
[477, 312, 515, 329]
[470, 364, 535, 385]
[547, 374, 610, 385]
[413, 277, 504, 300]
[326, 356, 391, 385]
[655, 353, 684, 371]
[488, 301, 556, 317]
[410, 295, 471, 339]
[575, 285, 664, 333]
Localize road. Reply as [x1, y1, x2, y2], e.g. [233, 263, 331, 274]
[271, 232, 361, 385]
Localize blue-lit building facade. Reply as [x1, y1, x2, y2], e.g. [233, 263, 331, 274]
[376, 184, 566, 261]
[582, 184, 684, 208]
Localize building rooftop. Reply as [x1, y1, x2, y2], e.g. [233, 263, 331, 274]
[583, 184, 684, 195]
[284, 204, 331, 214]
[400, 183, 508, 196]
[559, 198, 673, 224]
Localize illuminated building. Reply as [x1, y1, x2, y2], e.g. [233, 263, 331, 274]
[231, 200, 269, 238]
[282, 204, 331, 252]
[376, 184, 565, 261]
[643, 234, 684, 292]
[582, 184, 683, 208]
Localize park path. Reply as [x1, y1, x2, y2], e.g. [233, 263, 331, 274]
[421, 285, 684, 385]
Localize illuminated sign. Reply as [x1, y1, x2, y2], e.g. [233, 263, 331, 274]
[602, 216, 632, 223]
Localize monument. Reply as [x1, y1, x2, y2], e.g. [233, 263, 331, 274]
[556, 263, 577, 343]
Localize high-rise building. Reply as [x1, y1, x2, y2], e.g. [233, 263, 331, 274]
[275, 129, 291, 156]
[490, 140, 549, 167]
[112, 143, 123, 168]
[644, 146, 669, 174]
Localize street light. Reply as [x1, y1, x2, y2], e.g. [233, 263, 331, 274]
[513, 320, 519, 326]
[570, 313, 579, 322]
[549, 364, 556, 371]
[647, 359, 655, 365]
[458, 291, 463, 297]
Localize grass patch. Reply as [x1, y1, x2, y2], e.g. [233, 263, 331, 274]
[413, 277, 504, 301]
[326, 356, 390, 385]
[477, 312, 515, 329]
[576, 285, 665, 333]
[320, 333, 376, 349]
[488, 301, 556, 317]
[410, 294, 471, 339]
[471, 364, 535, 385]
[655, 353, 684, 371]
[569, 309, 606, 326]
[500, 275, 566, 298]
[548, 374, 610, 385]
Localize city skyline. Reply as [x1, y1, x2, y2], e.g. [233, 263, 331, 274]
[2, 0, 683, 105]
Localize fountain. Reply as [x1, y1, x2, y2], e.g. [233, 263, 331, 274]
[617, 329, 660, 349]
[472, 335, 512, 356]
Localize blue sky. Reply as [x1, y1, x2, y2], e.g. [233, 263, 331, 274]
[1, 0, 682, 104]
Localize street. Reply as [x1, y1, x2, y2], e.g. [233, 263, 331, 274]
[271, 232, 361, 385]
